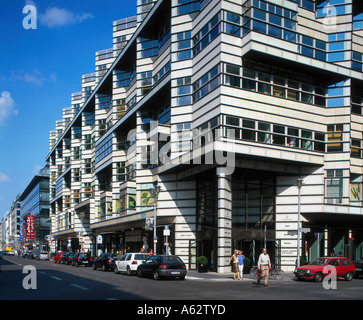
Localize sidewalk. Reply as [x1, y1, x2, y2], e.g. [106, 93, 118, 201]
[185, 269, 295, 281]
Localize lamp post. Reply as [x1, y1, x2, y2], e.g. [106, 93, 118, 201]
[296, 177, 303, 268]
[151, 183, 161, 254]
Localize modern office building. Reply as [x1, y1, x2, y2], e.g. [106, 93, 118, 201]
[19, 165, 50, 250]
[47, 0, 363, 272]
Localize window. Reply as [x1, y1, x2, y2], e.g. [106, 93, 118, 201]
[193, 13, 221, 56]
[326, 169, 344, 204]
[193, 64, 220, 102]
[327, 124, 343, 152]
[351, 139, 362, 158]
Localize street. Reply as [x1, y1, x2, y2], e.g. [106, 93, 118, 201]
[1, 254, 363, 302]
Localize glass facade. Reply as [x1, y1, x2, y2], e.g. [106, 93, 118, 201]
[21, 175, 50, 248]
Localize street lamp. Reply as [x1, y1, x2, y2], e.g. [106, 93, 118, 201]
[150, 183, 161, 254]
[296, 177, 304, 268]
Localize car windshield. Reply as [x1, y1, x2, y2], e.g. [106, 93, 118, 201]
[309, 258, 329, 266]
[162, 256, 184, 264]
[135, 254, 149, 260]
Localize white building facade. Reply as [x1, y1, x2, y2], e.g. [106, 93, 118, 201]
[47, 0, 363, 272]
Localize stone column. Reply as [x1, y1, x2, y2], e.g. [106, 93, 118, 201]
[217, 167, 232, 273]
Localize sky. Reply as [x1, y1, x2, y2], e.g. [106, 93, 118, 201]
[0, 0, 136, 220]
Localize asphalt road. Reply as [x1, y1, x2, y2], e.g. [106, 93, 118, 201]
[1, 254, 363, 303]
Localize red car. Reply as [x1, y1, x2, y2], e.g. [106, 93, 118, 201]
[294, 257, 355, 282]
[54, 251, 67, 263]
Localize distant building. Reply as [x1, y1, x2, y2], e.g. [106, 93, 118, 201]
[19, 165, 50, 250]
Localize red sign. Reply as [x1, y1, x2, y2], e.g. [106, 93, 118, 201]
[26, 215, 35, 240]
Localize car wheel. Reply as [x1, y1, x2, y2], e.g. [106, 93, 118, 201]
[92, 263, 97, 270]
[345, 272, 353, 281]
[314, 272, 323, 283]
[153, 270, 160, 280]
[126, 266, 132, 276]
[179, 276, 185, 280]
[114, 266, 119, 274]
[102, 264, 107, 272]
[137, 268, 143, 278]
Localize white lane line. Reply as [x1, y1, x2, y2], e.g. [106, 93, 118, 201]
[70, 284, 89, 291]
[51, 276, 63, 281]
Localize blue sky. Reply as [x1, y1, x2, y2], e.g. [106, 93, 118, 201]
[0, 0, 136, 220]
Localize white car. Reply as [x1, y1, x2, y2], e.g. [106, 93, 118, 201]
[114, 253, 150, 275]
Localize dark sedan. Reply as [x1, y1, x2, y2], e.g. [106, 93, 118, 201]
[61, 252, 76, 265]
[353, 259, 363, 278]
[71, 252, 93, 267]
[92, 253, 119, 271]
[137, 255, 187, 280]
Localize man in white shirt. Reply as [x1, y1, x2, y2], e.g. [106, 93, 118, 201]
[257, 248, 271, 286]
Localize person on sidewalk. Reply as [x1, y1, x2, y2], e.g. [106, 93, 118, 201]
[230, 250, 241, 280]
[257, 248, 271, 286]
[238, 250, 245, 280]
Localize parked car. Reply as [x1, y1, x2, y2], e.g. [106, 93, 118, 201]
[294, 257, 355, 282]
[137, 255, 187, 280]
[54, 251, 67, 263]
[30, 251, 39, 259]
[36, 252, 49, 261]
[0, 251, 2, 259]
[61, 252, 76, 265]
[352, 259, 363, 278]
[114, 253, 150, 275]
[71, 252, 93, 267]
[92, 253, 119, 271]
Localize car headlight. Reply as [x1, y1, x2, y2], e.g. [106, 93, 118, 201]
[306, 270, 311, 274]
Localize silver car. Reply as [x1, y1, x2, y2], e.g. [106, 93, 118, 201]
[36, 252, 49, 260]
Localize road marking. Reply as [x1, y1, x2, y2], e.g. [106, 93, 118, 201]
[51, 276, 62, 281]
[71, 284, 89, 291]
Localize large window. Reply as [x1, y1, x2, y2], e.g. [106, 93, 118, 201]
[223, 62, 327, 107]
[221, 114, 326, 152]
[193, 64, 220, 102]
[232, 169, 275, 230]
[326, 169, 344, 204]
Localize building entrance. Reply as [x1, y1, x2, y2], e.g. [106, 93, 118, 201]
[232, 239, 280, 268]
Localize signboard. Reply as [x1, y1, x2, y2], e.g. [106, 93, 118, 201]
[26, 215, 34, 240]
[145, 217, 154, 231]
[97, 235, 103, 244]
[19, 218, 23, 242]
[164, 225, 170, 236]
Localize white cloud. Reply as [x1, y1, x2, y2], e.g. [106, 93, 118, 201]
[0, 172, 9, 182]
[10, 69, 45, 86]
[0, 91, 18, 126]
[39, 7, 94, 28]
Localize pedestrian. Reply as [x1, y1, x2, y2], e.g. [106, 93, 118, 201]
[148, 249, 154, 256]
[238, 250, 245, 280]
[230, 250, 241, 280]
[257, 248, 271, 287]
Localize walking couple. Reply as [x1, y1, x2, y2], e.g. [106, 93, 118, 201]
[231, 250, 245, 280]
